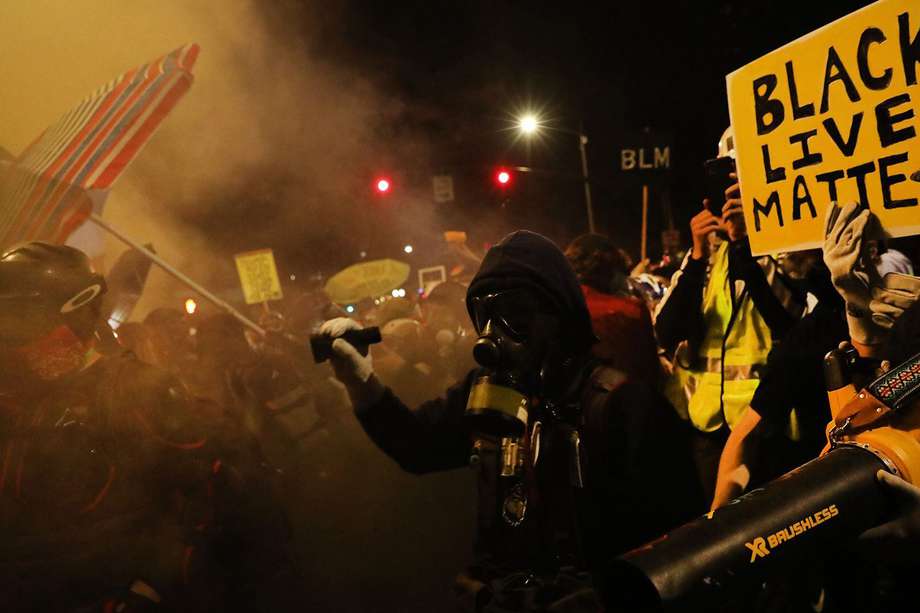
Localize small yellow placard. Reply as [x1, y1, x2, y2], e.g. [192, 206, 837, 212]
[234, 248, 283, 304]
[727, 0, 920, 255]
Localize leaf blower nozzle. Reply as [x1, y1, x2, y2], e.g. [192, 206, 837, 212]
[600, 347, 920, 611]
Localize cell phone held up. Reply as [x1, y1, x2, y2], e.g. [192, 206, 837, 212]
[703, 156, 736, 218]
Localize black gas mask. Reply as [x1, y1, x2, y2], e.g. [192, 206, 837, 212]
[465, 288, 560, 438]
[466, 288, 572, 527]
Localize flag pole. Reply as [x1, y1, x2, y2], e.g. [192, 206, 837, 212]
[88, 213, 266, 336]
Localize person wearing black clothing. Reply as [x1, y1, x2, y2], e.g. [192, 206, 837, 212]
[0, 243, 297, 612]
[710, 261, 848, 510]
[750, 298, 848, 455]
[321, 231, 702, 612]
[710, 201, 919, 511]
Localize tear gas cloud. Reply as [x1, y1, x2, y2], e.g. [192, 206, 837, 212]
[0, 0, 435, 318]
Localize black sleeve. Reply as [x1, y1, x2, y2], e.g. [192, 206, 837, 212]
[654, 256, 707, 353]
[353, 369, 476, 475]
[728, 238, 795, 340]
[587, 383, 704, 556]
[749, 308, 847, 434]
[749, 348, 796, 431]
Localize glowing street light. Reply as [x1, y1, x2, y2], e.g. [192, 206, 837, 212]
[184, 298, 198, 315]
[518, 114, 539, 135]
[403, 244, 413, 254]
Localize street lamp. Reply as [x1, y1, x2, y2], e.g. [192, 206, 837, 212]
[518, 114, 539, 135]
[515, 113, 596, 234]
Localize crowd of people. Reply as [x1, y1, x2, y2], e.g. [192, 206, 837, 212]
[1, 124, 920, 613]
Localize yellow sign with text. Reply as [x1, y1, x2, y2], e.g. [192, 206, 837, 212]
[234, 248, 283, 304]
[727, 0, 920, 255]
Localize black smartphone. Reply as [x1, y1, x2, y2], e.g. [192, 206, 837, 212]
[703, 157, 736, 217]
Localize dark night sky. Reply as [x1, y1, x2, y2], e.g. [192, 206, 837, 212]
[299, 0, 873, 260]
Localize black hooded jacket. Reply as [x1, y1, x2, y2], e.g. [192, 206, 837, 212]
[466, 230, 596, 355]
[354, 231, 702, 583]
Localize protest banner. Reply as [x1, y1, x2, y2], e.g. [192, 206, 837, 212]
[727, 0, 920, 255]
[235, 248, 284, 304]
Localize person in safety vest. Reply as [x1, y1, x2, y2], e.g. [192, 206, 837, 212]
[0, 242, 297, 612]
[654, 127, 804, 501]
[319, 230, 702, 612]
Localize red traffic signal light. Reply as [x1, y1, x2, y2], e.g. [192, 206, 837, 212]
[375, 177, 391, 193]
[495, 168, 512, 187]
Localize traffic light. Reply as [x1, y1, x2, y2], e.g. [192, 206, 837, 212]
[375, 177, 391, 194]
[495, 167, 512, 188]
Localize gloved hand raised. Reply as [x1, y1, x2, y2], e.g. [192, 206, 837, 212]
[871, 273, 920, 330]
[319, 317, 383, 410]
[822, 202, 884, 348]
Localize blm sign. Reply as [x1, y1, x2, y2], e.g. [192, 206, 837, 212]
[727, 0, 920, 255]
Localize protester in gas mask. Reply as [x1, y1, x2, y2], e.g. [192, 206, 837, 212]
[320, 230, 702, 611]
[0, 242, 298, 612]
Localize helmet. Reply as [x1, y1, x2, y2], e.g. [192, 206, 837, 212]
[0, 242, 106, 344]
[718, 126, 735, 159]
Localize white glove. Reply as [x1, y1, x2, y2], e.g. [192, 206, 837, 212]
[871, 273, 920, 330]
[318, 318, 382, 410]
[822, 202, 883, 346]
[319, 317, 373, 384]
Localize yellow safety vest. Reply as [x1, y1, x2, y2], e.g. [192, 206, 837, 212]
[686, 242, 772, 432]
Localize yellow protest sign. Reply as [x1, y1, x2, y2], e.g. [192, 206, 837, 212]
[727, 0, 920, 255]
[234, 248, 283, 304]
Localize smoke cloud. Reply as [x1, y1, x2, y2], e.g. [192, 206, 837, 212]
[0, 0, 434, 318]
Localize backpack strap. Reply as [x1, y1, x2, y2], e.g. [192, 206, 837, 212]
[574, 365, 630, 487]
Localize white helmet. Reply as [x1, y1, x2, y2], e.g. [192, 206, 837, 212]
[717, 126, 735, 159]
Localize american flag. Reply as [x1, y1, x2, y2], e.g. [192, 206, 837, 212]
[0, 43, 199, 250]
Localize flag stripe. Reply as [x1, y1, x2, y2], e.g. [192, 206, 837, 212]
[90, 73, 189, 188]
[21, 69, 178, 239]
[2, 72, 138, 238]
[0, 43, 198, 248]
